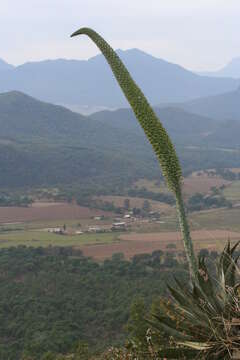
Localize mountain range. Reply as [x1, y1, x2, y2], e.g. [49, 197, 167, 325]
[0, 49, 239, 109]
[176, 86, 240, 121]
[1, 91, 240, 189]
[0, 59, 14, 72]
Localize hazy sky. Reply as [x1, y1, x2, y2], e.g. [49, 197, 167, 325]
[1, 0, 240, 71]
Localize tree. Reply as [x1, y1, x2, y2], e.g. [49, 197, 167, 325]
[126, 298, 149, 352]
[123, 198, 130, 211]
[142, 199, 151, 213]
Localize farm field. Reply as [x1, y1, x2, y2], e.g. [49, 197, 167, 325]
[0, 201, 117, 248]
[0, 230, 118, 248]
[95, 195, 174, 214]
[81, 230, 240, 260]
[1, 187, 240, 259]
[229, 168, 240, 174]
[223, 181, 240, 202]
[189, 207, 240, 232]
[134, 172, 230, 198]
[182, 173, 230, 196]
[0, 202, 112, 223]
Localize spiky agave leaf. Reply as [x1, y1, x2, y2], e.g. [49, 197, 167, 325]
[71, 27, 198, 281]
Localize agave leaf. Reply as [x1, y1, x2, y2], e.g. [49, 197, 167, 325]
[230, 240, 240, 256]
[197, 257, 224, 313]
[168, 285, 210, 321]
[171, 278, 218, 320]
[151, 310, 200, 336]
[147, 316, 193, 341]
[218, 241, 239, 279]
[177, 341, 211, 350]
[217, 242, 240, 304]
[224, 255, 239, 288]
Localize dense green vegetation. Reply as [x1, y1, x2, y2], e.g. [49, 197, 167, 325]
[0, 246, 186, 360]
[0, 193, 32, 207]
[1, 92, 240, 194]
[127, 187, 175, 205]
[187, 192, 232, 211]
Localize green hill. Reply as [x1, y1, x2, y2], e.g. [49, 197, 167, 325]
[178, 87, 240, 121]
[0, 91, 159, 188]
[1, 91, 240, 191]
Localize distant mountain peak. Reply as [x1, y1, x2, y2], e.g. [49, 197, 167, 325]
[0, 58, 14, 71]
[116, 48, 154, 57]
[0, 90, 35, 102]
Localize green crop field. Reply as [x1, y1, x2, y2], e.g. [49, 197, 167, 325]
[223, 181, 240, 202]
[189, 207, 240, 232]
[0, 230, 119, 248]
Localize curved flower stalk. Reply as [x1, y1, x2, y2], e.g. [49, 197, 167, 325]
[71, 27, 197, 281]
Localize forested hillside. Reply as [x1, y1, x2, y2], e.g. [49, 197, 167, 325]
[0, 246, 187, 360]
[1, 91, 240, 190]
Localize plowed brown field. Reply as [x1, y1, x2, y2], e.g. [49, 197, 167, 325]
[81, 230, 240, 260]
[183, 176, 230, 196]
[0, 203, 111, 223]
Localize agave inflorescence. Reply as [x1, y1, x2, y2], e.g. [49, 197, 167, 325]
[71, 27, 197, 282]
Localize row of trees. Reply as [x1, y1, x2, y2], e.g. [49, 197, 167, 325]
[0, 193, 33, 207]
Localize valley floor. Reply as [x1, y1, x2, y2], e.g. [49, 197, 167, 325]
[0, 200, 240, 259]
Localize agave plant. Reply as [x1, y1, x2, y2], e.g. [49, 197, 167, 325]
[140, 242, 240, 359]
[70, 27, 197, 282]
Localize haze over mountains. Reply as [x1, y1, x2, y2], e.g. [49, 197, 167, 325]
[0, 49, 239, 109]
[199, 58, 240, 79]
[177, 86, 240, 121]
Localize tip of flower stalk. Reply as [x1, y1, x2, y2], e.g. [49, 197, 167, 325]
[70, 31, 79, 38]
[70, 27, 87, 37]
